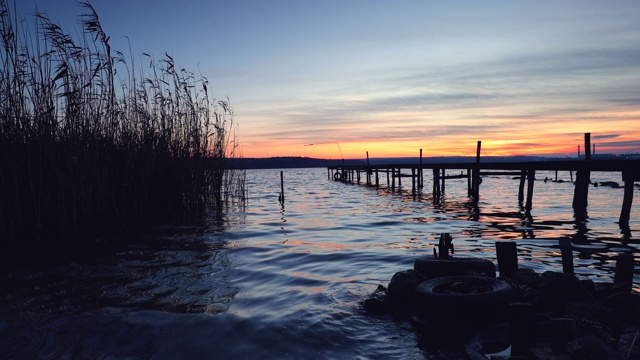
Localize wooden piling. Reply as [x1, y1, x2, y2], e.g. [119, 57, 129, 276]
[280, 171, 285, 204]
[433, 168, 440, 198]
[525, 169, 535, 212]
[419, 149, 424, 188]
[619, 171, 636, 227]
[518, 170, 526, 205]
[496, 241, 518, 278]
[411, 168, 416, 195]
[559, 237, 574, 275]
[614, 253, 634, 294]
[572, 133, 591, 215]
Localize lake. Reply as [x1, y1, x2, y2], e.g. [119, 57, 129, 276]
[1, 167, 638, 359]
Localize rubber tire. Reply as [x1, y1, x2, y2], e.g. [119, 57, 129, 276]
[414, 275, 513, 323]
[333, 172, 343, 181]
[414, 257, 496, 279]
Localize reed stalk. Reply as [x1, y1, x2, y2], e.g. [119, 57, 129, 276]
[0, 1, 244, 255]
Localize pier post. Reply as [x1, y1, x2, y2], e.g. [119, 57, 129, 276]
[391, 168, 395, 191]
[419, 149, 424, 188]
[411, 168, 416, 196]
[525, 169, 535, 212]
[572, 133, 591, 217]
[279, 171, 285, 204]
[433, 168, 440, 198]
[375, 169, 379, 187]
[619, 171, 637, 227]
[518, 170, 526, 205]
[614, 253, 634, 294]
[470, 141, 482, 201]
[441, 169, 446, 193]
[366, 151, 371, 186]
[559, 237, 574, 275]
[467, 168, 472, 196]
[387, 169, 390, 188]
[496, 241, 518, 278]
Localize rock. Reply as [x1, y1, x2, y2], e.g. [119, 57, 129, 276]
[363, 284, 388, 315]
[387, 269, 424, 300]
[566, 335, 624, 360]
[535, 271, 594, 313]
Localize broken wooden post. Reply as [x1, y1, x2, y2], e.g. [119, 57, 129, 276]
[433, 168, 440, 198]
[572, 133, 591, 217]
[525, 169, 535, 212]
[619, 171, 636, 228]
[279, 171, 285, 204]
[559, 237, 574, 275]
[419, 149, 423, 188]
[614, 252, 634, 294]
[411, 168, 416, 195]
[518, 170, 526, 205]
[496, 241, 518, 278]
[470, 141, 482, 201]
[366, 151, 371, 186]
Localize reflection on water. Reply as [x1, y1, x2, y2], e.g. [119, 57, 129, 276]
[0, 168, 638, 358]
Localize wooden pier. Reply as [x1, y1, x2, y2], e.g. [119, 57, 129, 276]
[327, 134, 640, 230]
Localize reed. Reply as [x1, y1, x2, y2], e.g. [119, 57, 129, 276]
[0, 1, 244, 253]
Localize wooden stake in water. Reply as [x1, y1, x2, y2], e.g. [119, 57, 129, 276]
[279, 171, 285, 204]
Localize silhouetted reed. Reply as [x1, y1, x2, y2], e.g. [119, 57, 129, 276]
[0, 1, 244, 253]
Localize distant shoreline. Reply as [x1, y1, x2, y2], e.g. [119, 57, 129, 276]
[228, 154, 639, 169]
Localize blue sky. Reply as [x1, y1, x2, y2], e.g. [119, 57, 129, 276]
[15, 0, 640, 158]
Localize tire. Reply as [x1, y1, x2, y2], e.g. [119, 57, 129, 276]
[333, 172, 343, 181]
[414, 257, 496, 279]
[414, 275, 513, 327]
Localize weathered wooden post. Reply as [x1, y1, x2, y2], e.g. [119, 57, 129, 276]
[397, 169, 402, 187]
[471, 141, 482, 201]
[559, 237, 574, 275]
[467, 168, 472, 196]
[525, 169, 535, 212]
[619, 171, 637, 228]
[387, 169, 390, 188]
[366, 151, 371, 186]
[411, 168, 416, 196]
[614, 253, 634, 294]
[419, 149, 424, 188]
[375, 169, 379, 187]
[518, 170, 526, 205]
[572, 133, 591, 217]
[441, 169, 446, 193]
[279, 171, 285, 204]
[391, 167, 395, 190]
[433, 168, 440, 198]
[496, 241, 518, 278]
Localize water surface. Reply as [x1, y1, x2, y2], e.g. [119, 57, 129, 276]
[1, 168, 638, 358]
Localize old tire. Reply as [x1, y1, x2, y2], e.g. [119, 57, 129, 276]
[414, 275, 513, 327]
[414, 257, 496, 279]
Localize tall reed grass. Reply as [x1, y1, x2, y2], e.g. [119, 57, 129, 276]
[0, 1, 244, 253]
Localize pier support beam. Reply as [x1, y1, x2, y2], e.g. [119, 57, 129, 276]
[572, 133, 591, 219]
[433, 168, 441, 198]
[525, 169, 535, 212]
[619, 171, 638, 228]
[518, 170, 526, 205]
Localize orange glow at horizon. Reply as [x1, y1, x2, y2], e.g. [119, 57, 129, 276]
[239, 107, 640, 159]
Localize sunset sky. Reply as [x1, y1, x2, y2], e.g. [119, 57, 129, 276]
[18, 0, 640, 159]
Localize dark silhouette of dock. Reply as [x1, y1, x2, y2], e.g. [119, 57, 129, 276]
[328, 134, 640, 232]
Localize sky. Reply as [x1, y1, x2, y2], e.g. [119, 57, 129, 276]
[13, 0, 640, 159]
